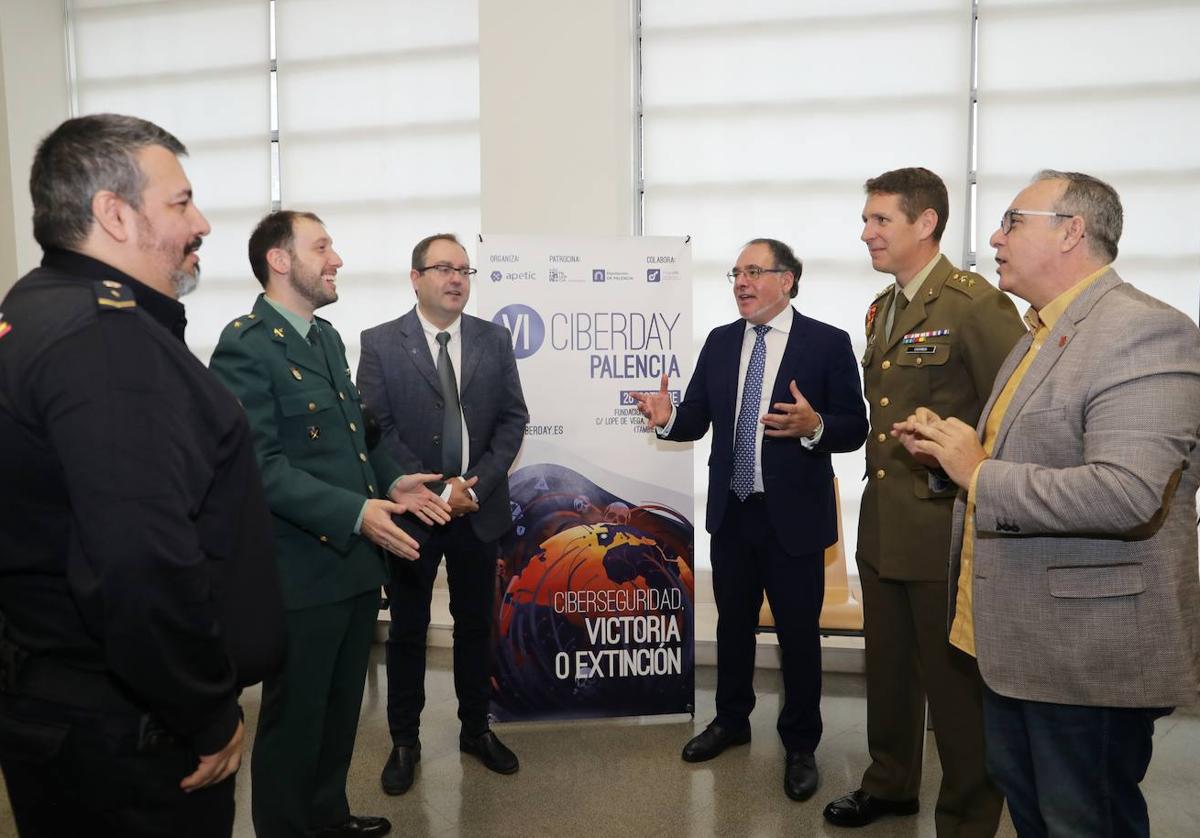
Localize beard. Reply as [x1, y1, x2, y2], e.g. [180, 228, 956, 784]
[288, 259, 337, 310]
[137, 210, 202, 298]
[172, 262, 199, 297]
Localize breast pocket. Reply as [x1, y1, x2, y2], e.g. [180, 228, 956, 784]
[279, 388, 341, 453]
[894, 341, 952, 404]
[1004, 405, 1076, 467]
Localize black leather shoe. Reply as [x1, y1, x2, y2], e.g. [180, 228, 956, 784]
[310, 814, 392, 837]
[823, 788, 920, 826]
[681, 722, 751, 763]
[459, 730, 519, 774]
[784, 751, 819, 801]
[380, 743, 420, 795]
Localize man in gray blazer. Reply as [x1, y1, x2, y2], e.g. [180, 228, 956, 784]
[357, 233, 529, 796]
[894, 170, 1200, 838]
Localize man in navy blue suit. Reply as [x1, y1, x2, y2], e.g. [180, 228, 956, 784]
[634, 238, 867, 802]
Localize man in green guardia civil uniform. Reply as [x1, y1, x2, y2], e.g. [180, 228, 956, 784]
[823, 169, 1025, 836]
[210, 210, 450, 838]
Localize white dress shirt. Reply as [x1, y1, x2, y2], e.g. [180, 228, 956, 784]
[414, 307, 472, 496]
[660, 304, 822, 494]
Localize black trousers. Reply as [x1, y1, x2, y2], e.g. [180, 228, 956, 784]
[385, 517, 497, 745]
[0, 692, 234, 837]
[710, 492, 825, 754]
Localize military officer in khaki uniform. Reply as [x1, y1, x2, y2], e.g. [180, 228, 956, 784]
[823, 168, 1025, 836]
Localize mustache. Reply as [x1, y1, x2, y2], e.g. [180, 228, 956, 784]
[184, 238, 203, 255]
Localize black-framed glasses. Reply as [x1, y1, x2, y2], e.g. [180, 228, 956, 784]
[727, 266, 788, 282]
[1001, 209, 1076, 235]
[417, 264, 477, 278]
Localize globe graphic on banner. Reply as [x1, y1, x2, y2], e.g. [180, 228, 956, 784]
[490, 463, 695, 721]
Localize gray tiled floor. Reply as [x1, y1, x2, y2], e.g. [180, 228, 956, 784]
[3, 647, 1198, 836]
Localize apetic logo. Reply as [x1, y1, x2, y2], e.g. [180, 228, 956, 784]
[490, 270, 539, 282]
[592, 269, 606, 283]
[647, 269, 661, 283]
[492, 304, 545, 359]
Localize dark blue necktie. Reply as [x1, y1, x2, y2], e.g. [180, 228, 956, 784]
[732, 324, 771, 500]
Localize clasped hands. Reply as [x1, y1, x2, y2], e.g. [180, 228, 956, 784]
[360, 472, 473, 561]
[891, 407, 987, 487]
[632, 374, 821, 438]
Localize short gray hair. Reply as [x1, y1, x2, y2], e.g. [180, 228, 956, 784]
[1034, 169, 1123, 263]
[30, 113, 187, 251]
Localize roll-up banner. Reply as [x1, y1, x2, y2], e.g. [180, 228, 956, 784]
[476, 235, 695, 722]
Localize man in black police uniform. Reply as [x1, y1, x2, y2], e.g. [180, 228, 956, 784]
[0, 114, 285, 836]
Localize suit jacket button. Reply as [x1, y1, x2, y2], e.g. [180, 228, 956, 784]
[319, 535, 329, 544]
[436, 401, 443, 409]
[358, 452, 367, 462]
[307, 402, 317, 412]
[349, 421, 357, 432]
[433, 434, 441, 443]
[338, 391, 346, 401]
[875, 469, 886, 479]
[880, 397, 890, 407]
[881, 360, 891, 370]
[877, 433, 887, 443]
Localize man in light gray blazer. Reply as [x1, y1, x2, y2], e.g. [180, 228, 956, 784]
[357, 233, 528, 796]
[893, 170, 1200, 838]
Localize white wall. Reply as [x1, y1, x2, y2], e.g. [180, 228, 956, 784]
[0, 0, 69, 292]
[479, 0, 636, 236]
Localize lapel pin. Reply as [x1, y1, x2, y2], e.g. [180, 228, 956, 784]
[291, 367, 303, 381]
[273, 327, 286, 339]
[1059, 335, 1068, 348]
[307, 425, 321, 440]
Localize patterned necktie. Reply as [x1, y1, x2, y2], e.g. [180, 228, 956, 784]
[436, 331, 463, 477]
[731, 324, 771, 501]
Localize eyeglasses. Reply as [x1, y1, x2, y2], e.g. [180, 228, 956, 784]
[727, 266, 788, 282]
[1000, 209, 1076, 235]
[417, 264, 477, 278]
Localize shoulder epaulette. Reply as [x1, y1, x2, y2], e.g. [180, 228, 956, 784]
[225, 312, 264, 336]
[93, 279, 136, 311]
[944, 269, 990, 297]
[872, 283, 893, 302]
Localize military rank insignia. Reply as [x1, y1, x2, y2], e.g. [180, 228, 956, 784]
[0, 314, 11, 341]
[307, 425, 321, 440]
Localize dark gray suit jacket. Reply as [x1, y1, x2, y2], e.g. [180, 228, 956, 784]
[358, 307, 529, 543]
